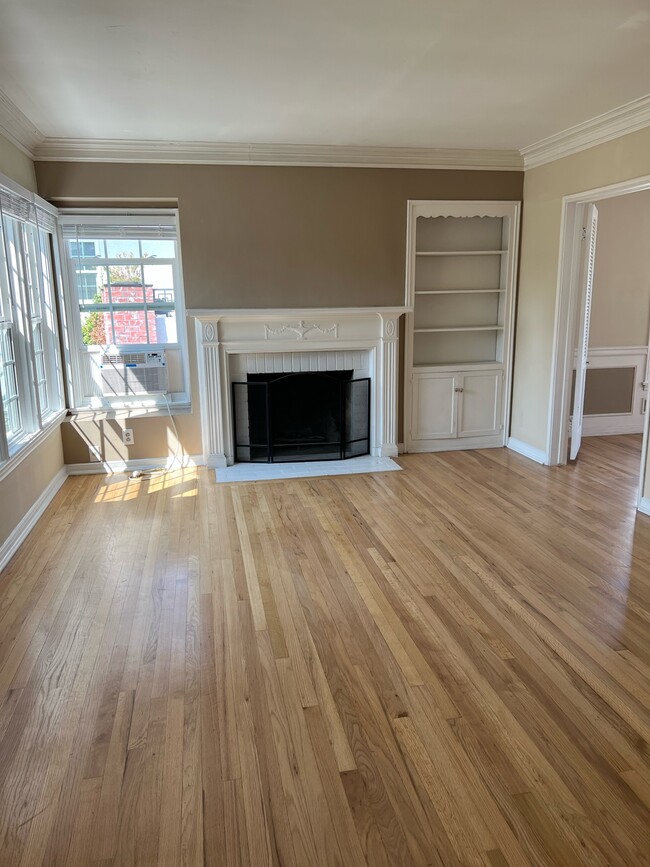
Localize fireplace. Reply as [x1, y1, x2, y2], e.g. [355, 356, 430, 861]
[232, 371, 371, 462]
[191, 308, 402, 470]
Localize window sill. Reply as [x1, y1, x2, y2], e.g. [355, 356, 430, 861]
[0, 409, 67, 485]
[67, 403, 192, 421]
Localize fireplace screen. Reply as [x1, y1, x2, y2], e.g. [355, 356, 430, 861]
[232, 371, 371, 462]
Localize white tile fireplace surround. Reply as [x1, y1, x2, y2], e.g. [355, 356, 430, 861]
[190, 307, 406, 475]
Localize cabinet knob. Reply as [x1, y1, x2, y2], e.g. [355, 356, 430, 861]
[454, 387, 464, 393]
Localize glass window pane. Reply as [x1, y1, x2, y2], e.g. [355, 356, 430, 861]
[0, 227, 9, 323]
[36, 353, 46, 382]
[108, 282, 145, 305]
[23, 226, 42, 319]
[77, 265, 106, 304]
[80, 309, 111, 345]
[143, 264, 175, 303]
[106, 239, 140, 259]
[108, 261, 144, 305]
[112, 309, 154, 345]
[7, 400, 21, 436]
[33, 321, 43, 353]
[68, 239, 105, 259]
[0, 329, 21, 437]
[38, 231, 53, 305]
[1, 331, 17, 398]
[39, 382, 48, 413]
[154, 310, 177, 343]
[141, 239, 175, 258]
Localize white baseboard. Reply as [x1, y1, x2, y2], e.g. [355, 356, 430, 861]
[582, 417, 644, 437]
[0, 467, 68, 574]
[507, 437, 548, 465]
[66, 454, 204, 475]
[408, 435, 504, 453]
[376, 444, 399, 458]
[206, 453, 228, 469]
[638, 497, 650, 517]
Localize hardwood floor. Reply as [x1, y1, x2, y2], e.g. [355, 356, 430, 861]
[0, 434, 649, 866]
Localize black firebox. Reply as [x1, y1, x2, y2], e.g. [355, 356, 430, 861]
[232, 371, 370, 463]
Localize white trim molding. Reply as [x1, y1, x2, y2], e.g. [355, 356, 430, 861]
[192, 307, 405, 470]
[507, 437, 548, 465]
[521, 94, 650, 169]
[33, 138, 523, 171]
[576, 346, 648, 437]
[638, 497, 650, 517]
[2, 81, 648, 174]
[66, 454, 204, 475]
[0, 467, 67, 574]
[0, 89, 42, 157]
[547, 175, 650, 467]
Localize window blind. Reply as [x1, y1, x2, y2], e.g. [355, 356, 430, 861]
[35, 206, 58, 234]
[0, 188, 36, 225]
[0, 187, 58, 234]
[60, 221, 176, 241]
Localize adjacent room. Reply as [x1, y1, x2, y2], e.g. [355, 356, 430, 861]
[0, 2, 649, 865]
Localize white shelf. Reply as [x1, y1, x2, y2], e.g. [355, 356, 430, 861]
[413, 360, 503, 370]
[414, 325, 504, 333]
[414, 288, 503, 295]
[415, 250, 506, 257]
[405, 201, 520, 454]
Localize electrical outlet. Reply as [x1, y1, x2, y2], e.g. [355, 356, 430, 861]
[122, 428, 134, 445]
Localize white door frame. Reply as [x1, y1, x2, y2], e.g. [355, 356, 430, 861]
[569, 203, 598, 461]
[547, 174, 650, 475]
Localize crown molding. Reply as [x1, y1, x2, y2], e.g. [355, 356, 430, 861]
[521, 94, 650, 170]
[4, 77, 647, 174]
[0, 90, 43, 157]
[33, 137, 523, 171]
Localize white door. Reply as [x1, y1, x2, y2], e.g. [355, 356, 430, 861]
[411, 372, 458, 441]
[570, 203, 598, 460]
[457, 371, 503, 438]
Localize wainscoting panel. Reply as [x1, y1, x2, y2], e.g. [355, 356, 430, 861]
[572, 346, 648, 436]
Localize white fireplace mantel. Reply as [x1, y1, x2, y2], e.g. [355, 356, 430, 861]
[189, 307, 407, 468]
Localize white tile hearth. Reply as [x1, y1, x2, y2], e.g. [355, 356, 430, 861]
[215, 455, 401, 483]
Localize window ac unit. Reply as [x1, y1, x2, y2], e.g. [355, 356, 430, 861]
[99, 350, 168, 397]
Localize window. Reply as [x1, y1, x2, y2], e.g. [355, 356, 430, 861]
[60, 214, 189, 410]
[0, 179, 65, 463]
[0, 224, 21, 441]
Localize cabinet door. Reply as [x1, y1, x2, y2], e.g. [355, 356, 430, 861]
[411, 372, 458, 440]
[457, 371, 503, 438]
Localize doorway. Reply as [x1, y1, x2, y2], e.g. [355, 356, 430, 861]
[549, 175, 650, 511]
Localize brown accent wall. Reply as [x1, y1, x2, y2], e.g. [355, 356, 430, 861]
[36, 162, 522, 309]
[36, 161, 522, 460]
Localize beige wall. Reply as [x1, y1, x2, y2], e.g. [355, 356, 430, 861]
[36, 161, 522, 461]
[590, 190, 650, 348]
[0, 428, 64, 548]
[510, 126, 650, 454]
[0, 132, 37, 192]
[0, 134, 66, 554]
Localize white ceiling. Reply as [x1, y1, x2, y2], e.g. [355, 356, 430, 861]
[0, 0, 649, 151]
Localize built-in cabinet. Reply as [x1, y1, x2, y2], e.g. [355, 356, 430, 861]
[404, 201, 520, 453]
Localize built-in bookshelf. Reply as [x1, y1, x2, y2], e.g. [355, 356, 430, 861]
[404, 202, 520, 452]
